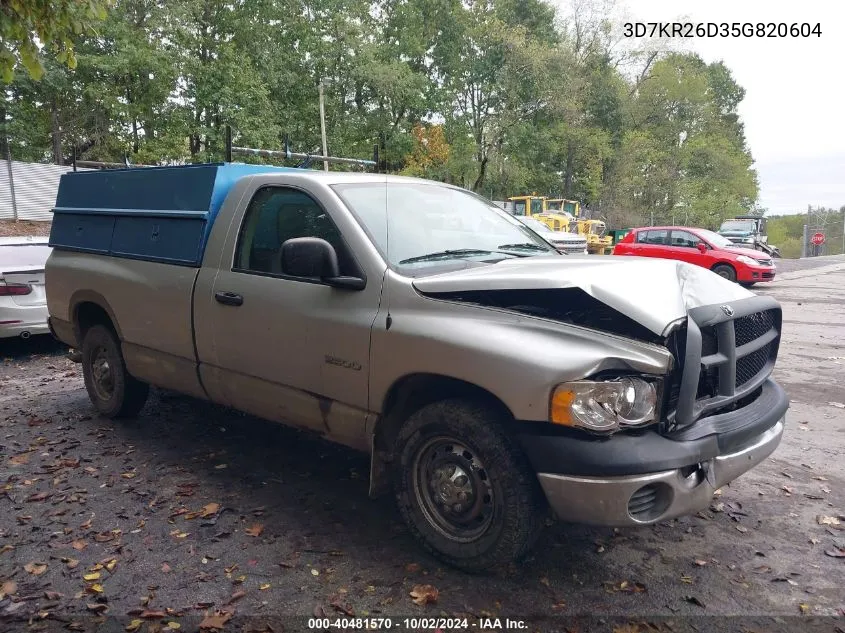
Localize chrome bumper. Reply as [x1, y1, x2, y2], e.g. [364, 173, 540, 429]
[536, 418, 784, 526]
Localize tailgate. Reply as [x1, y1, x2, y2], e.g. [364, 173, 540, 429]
[1, 269, 47, 306]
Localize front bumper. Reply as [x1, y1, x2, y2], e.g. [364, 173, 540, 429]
[737, 267, 776, 283]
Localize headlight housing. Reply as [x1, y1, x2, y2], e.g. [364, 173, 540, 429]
[550, 377, 660, 434]
[736, 255, 760, 266]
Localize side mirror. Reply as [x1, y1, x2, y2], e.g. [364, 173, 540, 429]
[280, 237, 365, 290]
[697, 242, 707, 253]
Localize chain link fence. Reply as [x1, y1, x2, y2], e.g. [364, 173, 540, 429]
[801, 208, 845, 258]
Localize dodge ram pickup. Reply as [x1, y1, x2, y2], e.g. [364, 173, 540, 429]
[45, 163, 788, 572]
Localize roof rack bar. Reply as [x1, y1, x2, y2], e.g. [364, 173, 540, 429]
[232, 145, 376, 167]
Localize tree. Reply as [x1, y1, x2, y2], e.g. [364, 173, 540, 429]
[0, 0, 112, 82]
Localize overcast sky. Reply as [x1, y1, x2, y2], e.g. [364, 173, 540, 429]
[556, 0, 843, 216]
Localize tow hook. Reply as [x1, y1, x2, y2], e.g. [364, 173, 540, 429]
[67, 348, 82, 363]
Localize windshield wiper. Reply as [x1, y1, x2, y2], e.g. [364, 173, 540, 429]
[497, 242, 549, 252]
[399, 249, 495, 264]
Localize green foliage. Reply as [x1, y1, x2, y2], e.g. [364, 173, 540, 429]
[0, 0, 112, 82]
[1, 0, 764, 230]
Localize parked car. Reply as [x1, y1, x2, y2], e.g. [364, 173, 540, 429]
[517, 216, 589, 254]
[46, 165, 787, 572]
[0, 236, 51, 339]
[613, 226, 776, 286]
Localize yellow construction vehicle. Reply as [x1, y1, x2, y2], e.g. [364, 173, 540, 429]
[533, 211, 576, 233]
[507, 195, 546, 217]
[577, 219, 612, 255]
[545, 198, 581, 217]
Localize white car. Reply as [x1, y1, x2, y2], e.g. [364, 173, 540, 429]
[0, 236, 51, 340]
[517, 216, 589, 255]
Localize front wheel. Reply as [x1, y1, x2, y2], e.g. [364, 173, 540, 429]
[712, 264, 737, 283]
[740, 281, 756, 288]
[393, 399, 546, 573]
[81, 324, 149, 418]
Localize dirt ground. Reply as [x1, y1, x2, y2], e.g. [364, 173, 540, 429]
[0, 220, 51, 238]
[1, 258, 844, 633]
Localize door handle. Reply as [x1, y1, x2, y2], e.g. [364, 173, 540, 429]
[215, 291, 243, 306]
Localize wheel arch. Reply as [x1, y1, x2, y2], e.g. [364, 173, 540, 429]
[70, 290, 123, 344]
[368, 373, 515, 498]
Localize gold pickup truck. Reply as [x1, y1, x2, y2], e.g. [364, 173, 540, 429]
[46, 163, 787, 572]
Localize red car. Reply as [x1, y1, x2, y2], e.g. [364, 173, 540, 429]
[613, 226, 776, 286]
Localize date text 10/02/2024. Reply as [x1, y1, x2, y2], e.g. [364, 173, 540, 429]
[624, 22, 822, 38]
[307, 618, 528, 630]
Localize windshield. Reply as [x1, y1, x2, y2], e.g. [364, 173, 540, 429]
[332, 182, 555, 270]
[719, 219, 754, 232]
[697, 229, 735, 248]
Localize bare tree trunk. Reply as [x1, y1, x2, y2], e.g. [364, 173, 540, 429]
[0, 103, 7, 158]
[51, 100, 63, 165]
[563, 141, 575, 196]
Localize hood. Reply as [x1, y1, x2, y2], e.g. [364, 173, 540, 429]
[719, 229, 752, 237]
[545, 231, 587, 242]
[412, 256, 752, 337]
[723, 245, 769, 260]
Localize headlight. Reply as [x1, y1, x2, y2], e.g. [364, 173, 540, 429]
[550, 377, 659, 433]
[736, 255, 759, 266]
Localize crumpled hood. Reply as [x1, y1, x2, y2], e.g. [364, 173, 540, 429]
[412, 256, 753, 336]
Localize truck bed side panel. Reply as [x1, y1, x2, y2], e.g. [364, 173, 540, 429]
[46, 250, 206, 399]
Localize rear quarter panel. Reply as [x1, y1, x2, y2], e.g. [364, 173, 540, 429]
[46, 250, 205, 397]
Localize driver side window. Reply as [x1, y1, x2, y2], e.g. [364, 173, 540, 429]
[670, 230, 700, 248]
[234, 187, 356, 276]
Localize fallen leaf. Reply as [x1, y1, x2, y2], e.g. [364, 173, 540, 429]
[64, 557, 79, 569]
[824, 547, 845, 558]
[105, 559, 117, 572]
[121, 472, 137, 479]
[68, 623, 85, 631]
[26, 491, 50, 502]
[214, 464, 228, 470]
[199, 612, 233, 630]
[225, 590, 246, 605]
[693, 559, 708, 567]
[828, 402, 845, 409]
[44, 590, 63, 600]
[680, 575, 693, 584]
[161, 563, 172, 573]
[736, 525, 748, 533]
[330, 595, 355, 616]
[89, 584, 104, 593]
[87, 603, 109, 614]
[9, 453, 31, 465]
[24, 561, 48, 575]
[259, 583, 271, 590]
[405, 562, 421, 573]
[84, 572, 101, 581]
[80, 517, 93, 529]
[781, 485, 793, 495]
[809, 538, 820, 545]
[200, 503, 220, 518]
[126, 620, 143, 632]
[141, 610, 167, 619]
[311, 569, 319, 576]
[817, 515, 841, 527]
[0, 544, 14, 555]
[710, 502, 724, 513]
[409, 584, 439, 606]
[683, 595, 706, 608]
[1, 580, 17, 598]
[166, 623, 181, 630]
[71, 539, 87, 551]
[799, 603, 810, 614]
[245, 524, 264, 537]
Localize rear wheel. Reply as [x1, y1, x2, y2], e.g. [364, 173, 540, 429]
[81, 324, 149, 418]
[393, 398, 546, 573]
[712, 264, 737, 283]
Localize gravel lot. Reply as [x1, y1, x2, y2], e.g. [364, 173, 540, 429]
[1, 257, 844, 633]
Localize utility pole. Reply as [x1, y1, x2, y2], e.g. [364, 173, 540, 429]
[801, 224, 808, 258]
[318, 79, 329, 172]
[4, 144, 17, 222]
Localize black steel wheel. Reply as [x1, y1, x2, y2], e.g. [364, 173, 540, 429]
[81, 324, 149, 418]
[394, 398, 545, 572]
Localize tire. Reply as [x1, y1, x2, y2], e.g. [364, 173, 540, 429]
[81, 324, 149, 418]
[712, 264, 737, 283]
[740, 281, 756, 288]
[393, 398, 546, 573]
